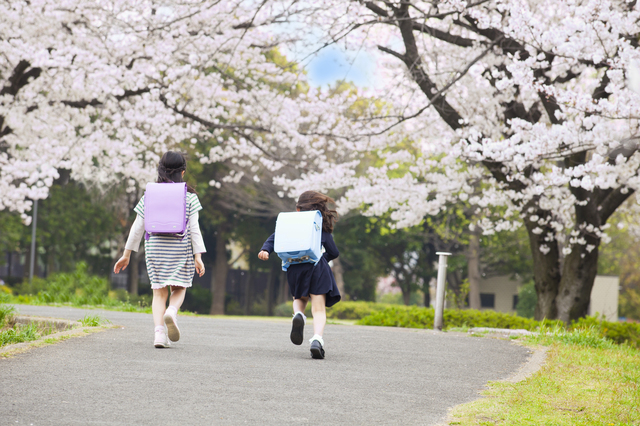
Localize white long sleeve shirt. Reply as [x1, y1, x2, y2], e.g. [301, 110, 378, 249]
[125, 211, 206, 254]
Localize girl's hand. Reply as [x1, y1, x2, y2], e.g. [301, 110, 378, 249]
[195, 255, 205, 277]
[113, 256, 130, 274]
[258, 250, 269, 261]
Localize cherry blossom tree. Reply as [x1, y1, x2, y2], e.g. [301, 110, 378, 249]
[0, 0, 357, 216]
[282, 0, 640, 322]
[1, 0, 369, 314]
[5, 0, 639, 323]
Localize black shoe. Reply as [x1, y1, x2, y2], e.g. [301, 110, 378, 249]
[290, 313, 304, 345]
[310, 340, 325, 359]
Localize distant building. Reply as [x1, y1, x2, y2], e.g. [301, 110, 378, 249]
[478, 275, 619, 321]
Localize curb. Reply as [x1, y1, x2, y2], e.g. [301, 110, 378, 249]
[0, 315, 106, 357]
[469, 327, 538, 337]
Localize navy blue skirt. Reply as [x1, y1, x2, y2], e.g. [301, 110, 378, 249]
[287, 258, 341, 307]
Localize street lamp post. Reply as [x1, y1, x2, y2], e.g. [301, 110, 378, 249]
[433, 251, 451, 331]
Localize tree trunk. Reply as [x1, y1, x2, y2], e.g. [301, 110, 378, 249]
[332, 257, 346, 296]
[522, 205, 561, 320]
[401, 282, 411, 305]
[127, 250, 139, 296]
[467, 230, 481, 310]
[243, 271, 253, 315]
[23, 246, 31, 282]
[278, 271, 289, 304]
[266, 263, 278, 316]
[210, 232, 228, 315]
[555, 185, 602, 323]
[423, 277, 433, 307]
[46, 249, 55, 278]
[556, 243, 600, 323]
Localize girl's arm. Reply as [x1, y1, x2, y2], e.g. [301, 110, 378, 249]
[322, 233, 340, 262]
[125, 214, 145, 252]
[189, 211, 206, 254]
[189, 211, 206, 277]
[258, 233, 275, 261]
[114, 215, 145, 273]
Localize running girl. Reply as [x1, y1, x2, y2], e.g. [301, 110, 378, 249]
[258, 191, 341, 359]
[114, 151, 206, 348]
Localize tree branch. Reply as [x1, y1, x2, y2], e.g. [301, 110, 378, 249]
[411, 22, 475, 47]
[1, 60, 42, 96]
[377, 45, 406, 61]
[599, 186, 636, 223]
[159, 95, 270, 133]
[393, 3, 465, 130]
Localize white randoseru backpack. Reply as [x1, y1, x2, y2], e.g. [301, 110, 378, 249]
[274, 211, 323, 271]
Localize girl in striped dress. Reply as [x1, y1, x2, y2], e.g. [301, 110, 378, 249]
[114, 151, 206, 348]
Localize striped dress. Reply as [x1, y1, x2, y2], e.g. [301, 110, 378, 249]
[133, 193, 203, 289]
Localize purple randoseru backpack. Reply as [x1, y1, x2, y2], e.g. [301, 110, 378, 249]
[144, 182, 188, 240]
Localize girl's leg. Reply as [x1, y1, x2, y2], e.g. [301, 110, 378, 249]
[290, 297, 308, 345]
[292, 297, 308, 314]
[309, 294, 327, 359]
[152, 287, 170, 327]
[309, 293, 327, 338]
[164, 286, 186, 342]
[168, 286, 186, 310]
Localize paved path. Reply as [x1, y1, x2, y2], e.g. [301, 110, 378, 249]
[1, 305, 532, 425]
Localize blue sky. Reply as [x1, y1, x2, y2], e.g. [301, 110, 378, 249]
[305, 45, 379, 89]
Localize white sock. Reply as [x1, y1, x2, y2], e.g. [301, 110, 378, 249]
[154, 325, 165, 333]
[166, 306, 178, 316]
[309, 334, 324, 346]
[294, 311, 307, 324]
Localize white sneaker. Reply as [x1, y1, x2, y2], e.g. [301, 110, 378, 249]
[164, 311, 181, 342]
[154, 330, 170, 348]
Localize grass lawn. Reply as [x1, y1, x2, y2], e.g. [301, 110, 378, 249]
[447, 330, 640, 425]
[0, 304, 110, 348]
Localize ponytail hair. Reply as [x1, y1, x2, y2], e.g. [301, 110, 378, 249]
[157, 151, 196, 193]
[296, 191, 338, 233]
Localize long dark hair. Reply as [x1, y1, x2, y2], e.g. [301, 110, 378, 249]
[157, 151, 196, 193]
[296, 191, 338, 233]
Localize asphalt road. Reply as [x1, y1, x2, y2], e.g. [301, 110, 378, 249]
[1, 305, 532, 425]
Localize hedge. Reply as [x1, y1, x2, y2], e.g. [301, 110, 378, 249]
[274, 301, 390, 320]
[356, 305, 640, 348]
[571, 316, 640, 348]
[356, 305, 558, 330]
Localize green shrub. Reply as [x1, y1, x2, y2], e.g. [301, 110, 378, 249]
[274, 302, 310, 318]
[79, 315, 110, 327]
[4, 263, 146, 311]
[274, 301, 391, 320]
[328, 301, 390, 319]
[0, 304, 16, 328]
[527, 324, 618, 349]
[358, 305, 434, 328]
[182, 286, 211, 314]
[0, 322, 41, 347]
[571, 316, 640, 349]
[357, 305, 561, 330]
[0, 285, 12, 303]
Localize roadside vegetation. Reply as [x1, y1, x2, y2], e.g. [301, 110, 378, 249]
[0, 263, 150, 313]
[0, 304, 110, 348]
[447, 327, 640, 425]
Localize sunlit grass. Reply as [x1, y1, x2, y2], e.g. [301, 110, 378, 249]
[447, 328, 640, 425]
[79, 314, 111, 327]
